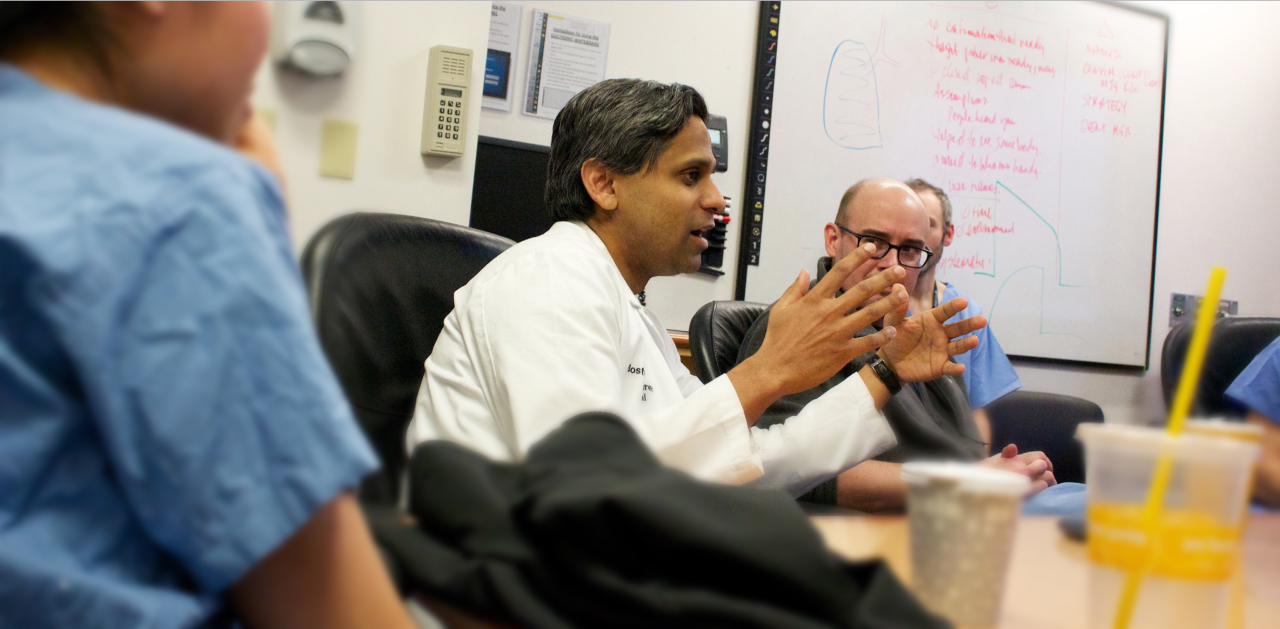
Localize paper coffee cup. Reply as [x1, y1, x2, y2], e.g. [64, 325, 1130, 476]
[902, 462, 1030, 629]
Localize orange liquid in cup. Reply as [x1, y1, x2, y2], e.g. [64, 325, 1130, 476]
[1087, 502, 1242, 582]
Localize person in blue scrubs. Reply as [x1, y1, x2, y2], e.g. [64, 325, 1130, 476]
[1225, 337, 1280, 508]
[905, 179, 1023, 449]
[0, 4, 414, 628]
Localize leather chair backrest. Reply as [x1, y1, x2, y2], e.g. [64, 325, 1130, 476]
[300, 212, 514, 505]
[984, 390, 1104, 485]
[1161, 317, 1280, 417]
[689, 301, 769, 384]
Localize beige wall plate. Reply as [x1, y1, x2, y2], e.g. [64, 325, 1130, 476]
[319, 119, 358, 179]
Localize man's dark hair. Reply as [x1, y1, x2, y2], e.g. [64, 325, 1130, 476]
[0, 3, 115, 70]
[546, 79, 708, 222]
[904, 178, 952, 228]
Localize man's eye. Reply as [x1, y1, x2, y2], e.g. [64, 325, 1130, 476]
[683, 170, 700, 184]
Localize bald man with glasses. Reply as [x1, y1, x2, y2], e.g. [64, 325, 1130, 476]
[736, 178, 1056, 512]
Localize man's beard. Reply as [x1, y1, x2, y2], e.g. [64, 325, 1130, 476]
[922, 243, 946, 275]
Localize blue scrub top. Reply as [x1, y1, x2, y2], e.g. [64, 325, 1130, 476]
[0, 65, 377, 627]
[941, 282, 1023, 408]
[1226, 336, 1280, 424]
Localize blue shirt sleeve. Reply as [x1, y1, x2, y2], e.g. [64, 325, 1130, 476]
[942, 283, 1023, 408]
[63, 164, 377, 594]
[1225, 337, 1280, 425]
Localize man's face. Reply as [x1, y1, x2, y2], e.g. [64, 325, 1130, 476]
[824, 181, 930, 305]
[917, 190, 954, 274]
[128, 1, 271, 142]
[610, 117, 725, 278]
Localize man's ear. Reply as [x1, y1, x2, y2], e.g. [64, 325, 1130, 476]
[823, 223, 842, 258]
[942, 223, 955, 247]
[580, 159, 619, 214]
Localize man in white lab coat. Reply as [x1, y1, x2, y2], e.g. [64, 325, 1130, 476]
[409, 79, 986, 497]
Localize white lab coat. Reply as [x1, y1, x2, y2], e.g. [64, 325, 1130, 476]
[408, 221, 896, 496]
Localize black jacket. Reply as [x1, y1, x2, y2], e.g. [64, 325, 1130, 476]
[371, 412, 950, 629]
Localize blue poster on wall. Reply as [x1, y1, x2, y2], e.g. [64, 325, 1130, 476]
[484, 49, 511, 99]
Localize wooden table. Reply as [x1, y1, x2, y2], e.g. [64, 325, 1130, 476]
[811, 515, 1280, 629]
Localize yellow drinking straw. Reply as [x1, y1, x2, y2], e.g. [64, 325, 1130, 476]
[1111, 267, 1227, 629]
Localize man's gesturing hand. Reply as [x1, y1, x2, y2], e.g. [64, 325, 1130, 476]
[730, 244, 909, 419]
[878, 297, 987, 383]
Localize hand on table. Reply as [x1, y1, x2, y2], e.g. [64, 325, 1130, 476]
[878, 297, 986, 383]
[980, 444, 1057, 494]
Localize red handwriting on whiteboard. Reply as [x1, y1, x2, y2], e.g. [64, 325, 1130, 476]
[935, 151, 967, 167]
[933, 127, 970, 151]
[946, 20, 1017, 45]
[1081, 119, 1109, 134]
[1082, 95, 1128, 114]
[964, 222, 1016, 236]
[940, 63, 971, 81]
[964, 154, 1040, 179]
[1018, 36, 1045, 56]
[938, 253, 991, 272]
[952, 45, 1057, 77]
[1086, 44, 1121, 59]
[1083, 62, 1115, 77]
[1005, 55, 1058, 78]
[928, 36, 959, 59]
[996, 135, 1040, 156]
[935, 84, 989, 108]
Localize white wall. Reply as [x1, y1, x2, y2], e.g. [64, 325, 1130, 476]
[251, 1, 491, 251]
[1012, 1, 1280, 424]
[258, 1, 1280, 426]
[475, 1, 761, 330]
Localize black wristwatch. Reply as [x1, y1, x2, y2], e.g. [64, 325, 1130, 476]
[867, 353, 902, 396]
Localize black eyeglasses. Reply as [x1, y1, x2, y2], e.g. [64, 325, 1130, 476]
[837, 226, 934, 269]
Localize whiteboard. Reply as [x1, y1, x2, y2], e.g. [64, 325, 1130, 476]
[743, 1, 1167, 368]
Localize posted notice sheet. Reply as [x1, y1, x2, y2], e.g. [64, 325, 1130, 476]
[483, 1, 522, 111]
[523, 9, 611, 120]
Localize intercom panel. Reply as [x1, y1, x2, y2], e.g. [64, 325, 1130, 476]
[421, 45, 473, 157]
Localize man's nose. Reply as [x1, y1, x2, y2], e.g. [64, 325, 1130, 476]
[704, 182, 727, 213]
[877, 248, 901, 268]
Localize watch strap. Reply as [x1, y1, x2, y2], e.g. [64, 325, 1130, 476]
[868, 354, 902, 396]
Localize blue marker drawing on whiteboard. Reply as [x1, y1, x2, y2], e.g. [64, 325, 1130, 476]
[823, 18, 898, 150]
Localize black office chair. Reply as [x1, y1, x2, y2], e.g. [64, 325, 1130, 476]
[984, 391, 1103, 485]
[300, 212, 514, 506]
[688, 300, 770, 384]
[1160, 317, 1280, 418]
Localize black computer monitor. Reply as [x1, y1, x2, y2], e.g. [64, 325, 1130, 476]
[469, 136, 552, 243]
